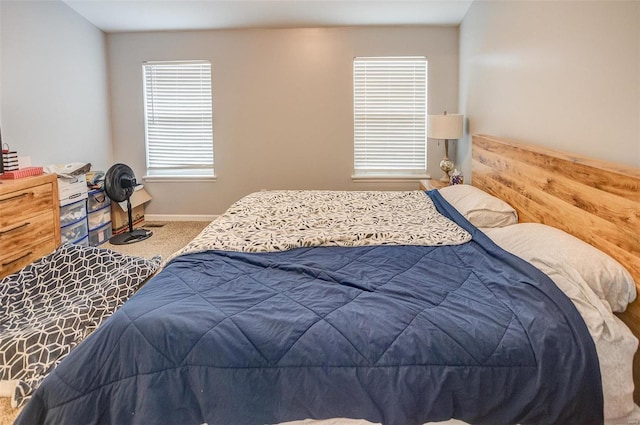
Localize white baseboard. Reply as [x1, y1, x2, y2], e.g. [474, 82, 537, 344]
[145, 214, 218, 222]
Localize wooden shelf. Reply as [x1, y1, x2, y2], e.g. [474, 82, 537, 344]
[419, 179, 450, 191]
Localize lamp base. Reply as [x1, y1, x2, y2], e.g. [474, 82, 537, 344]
[439, 157, 454, 182]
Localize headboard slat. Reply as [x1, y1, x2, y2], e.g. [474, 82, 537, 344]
[474, 146, 639, 230]
[473, 135, 640, 196]
[472, 157, 639, 268]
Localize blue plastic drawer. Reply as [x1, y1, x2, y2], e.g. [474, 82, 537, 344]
[87, 189, 110, 213]
[73, 235, 89, 247]
[89, 221, 112, 247]
[60, 217, 88, 245]
[60, 200, 87, 227]
[88, 205, 111, 230]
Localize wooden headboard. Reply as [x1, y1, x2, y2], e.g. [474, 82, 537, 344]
[471, 134, 640, 400]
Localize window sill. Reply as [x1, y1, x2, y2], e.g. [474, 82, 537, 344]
[351, 174, 431, 183]
[143, 175, 217, 183]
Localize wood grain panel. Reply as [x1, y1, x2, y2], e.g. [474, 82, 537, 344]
[472, 134, 640, 401]
[472, 159, 640, 277]
[0, 174, 61, 278]
[0, 238, 57, 277]
[474, 147, 639, 230]
[473, 135, 640, 199]
[0, 211, 56, 254]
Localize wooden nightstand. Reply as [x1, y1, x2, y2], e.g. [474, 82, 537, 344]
[419, 179, 449, 191]
[0, 174, 61, 278]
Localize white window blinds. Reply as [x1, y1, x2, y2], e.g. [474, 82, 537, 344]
[143, 60, 214, 177]
[353, 57, 427, 177]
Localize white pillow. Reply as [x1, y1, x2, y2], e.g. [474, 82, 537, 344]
[438, 184, 518, 228]
[483, 223, 637, 313]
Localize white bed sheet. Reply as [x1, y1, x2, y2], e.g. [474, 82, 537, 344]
[482, 226, 639, 420]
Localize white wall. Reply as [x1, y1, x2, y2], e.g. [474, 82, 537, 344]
[0, 0, 112, 170]
[107, 26, 459, 215]
[458, 0, 640, 179]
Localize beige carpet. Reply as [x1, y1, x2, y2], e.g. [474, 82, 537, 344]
[104, 221, 209, 261]
[0, 220, 210, 425]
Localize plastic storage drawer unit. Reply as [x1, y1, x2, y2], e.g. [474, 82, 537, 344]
[59, 199, 87, 227]
[87, 189, 110, 212]
[89, 221, 112, 247]
[61, 217, 89, 245]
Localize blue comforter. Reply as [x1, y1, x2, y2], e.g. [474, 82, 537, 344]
[16, 192, 603, 425]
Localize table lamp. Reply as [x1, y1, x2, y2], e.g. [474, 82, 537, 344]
[427, 111, 464, 182]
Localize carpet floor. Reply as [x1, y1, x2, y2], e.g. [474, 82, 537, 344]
[104, 220, 209, 260]
[0, 220, 210, 425]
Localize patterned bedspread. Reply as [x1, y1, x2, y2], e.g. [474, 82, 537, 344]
[169, 190, 471, 260]
[0, 245, 160, 407]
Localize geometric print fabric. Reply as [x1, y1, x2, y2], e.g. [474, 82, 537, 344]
[0, 244, 160, 407]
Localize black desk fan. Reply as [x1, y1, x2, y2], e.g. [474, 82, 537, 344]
[104, 163, 152, 245]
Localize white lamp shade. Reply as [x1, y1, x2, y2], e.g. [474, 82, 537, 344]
[427, 114, 464, 139]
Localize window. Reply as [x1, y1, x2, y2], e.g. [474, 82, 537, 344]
[143, 60, 214, 178]
[353, 56, 427, 178]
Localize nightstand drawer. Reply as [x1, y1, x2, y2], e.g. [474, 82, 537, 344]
[0, 174, 61, 278]
[0, 237, 57, 277]
[0, 211, 56, 254]
[0, 182, 55, 228]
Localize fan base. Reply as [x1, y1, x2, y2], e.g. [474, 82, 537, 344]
[109, 229, 153, 245]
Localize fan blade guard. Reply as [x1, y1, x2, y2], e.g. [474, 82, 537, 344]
[104, 163, 136, 203]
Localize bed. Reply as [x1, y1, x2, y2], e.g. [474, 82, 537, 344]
[12, 135, 640, 425]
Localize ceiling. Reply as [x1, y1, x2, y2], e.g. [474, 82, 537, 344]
[61, 0, 473, 33]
